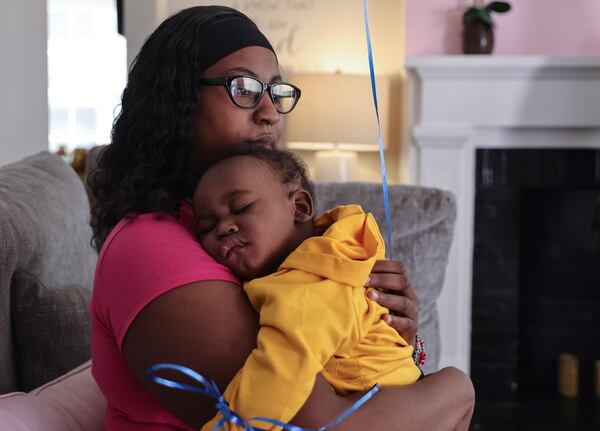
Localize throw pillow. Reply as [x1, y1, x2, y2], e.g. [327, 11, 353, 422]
[10, 270, 92, 391]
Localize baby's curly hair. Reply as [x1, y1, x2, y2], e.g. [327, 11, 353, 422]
[240, 149, 315, 204]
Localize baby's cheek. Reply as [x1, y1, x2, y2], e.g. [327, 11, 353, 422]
[202, 240, 219, 262]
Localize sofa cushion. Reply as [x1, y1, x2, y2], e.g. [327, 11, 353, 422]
[0, 152, 98, 393]
[0, 360, 105, 431]
[11, 271, 92, 392]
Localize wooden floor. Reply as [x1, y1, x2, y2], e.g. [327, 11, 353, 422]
[470, 394, 600, 431]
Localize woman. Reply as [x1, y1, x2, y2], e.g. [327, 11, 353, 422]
[90, 6, 474, 431]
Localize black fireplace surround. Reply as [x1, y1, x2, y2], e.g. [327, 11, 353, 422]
[470, 149, 600, 428]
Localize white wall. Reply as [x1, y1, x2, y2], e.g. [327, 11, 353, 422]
[0, 0, 48, 167]
[125, 0, 404, 74]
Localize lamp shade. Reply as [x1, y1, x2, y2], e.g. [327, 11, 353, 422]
[284, 73, 390, 152]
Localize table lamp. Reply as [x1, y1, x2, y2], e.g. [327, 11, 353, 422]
[284, 72, 390, 182]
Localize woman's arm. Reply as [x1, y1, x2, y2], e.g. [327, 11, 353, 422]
[292, 368, 474, 431]
[123, 280, 474, 430]
[122, 280, 259, 428]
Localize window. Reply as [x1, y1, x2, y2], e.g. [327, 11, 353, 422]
[47, 0, 126, 153]
[49, 108, 68, 137]
[76, 108, 97, 136]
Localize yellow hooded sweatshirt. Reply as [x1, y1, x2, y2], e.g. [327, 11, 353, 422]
[202, 205, 421, 431]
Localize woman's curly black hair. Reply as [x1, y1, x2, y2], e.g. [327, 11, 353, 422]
[89, 8, 226, 249]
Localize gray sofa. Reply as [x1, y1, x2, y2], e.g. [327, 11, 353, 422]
[0, 150, 456, 428]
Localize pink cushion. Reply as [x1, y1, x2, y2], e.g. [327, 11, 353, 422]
[0, 360, 105, 430]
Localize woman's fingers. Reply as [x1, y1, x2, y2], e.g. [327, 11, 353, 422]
[371, 259, 406, 275]
[366, 272, 417, 300]
[367, 289, 419, 344]
[368, 289, 419, 321]
[382, 315, 417, 345]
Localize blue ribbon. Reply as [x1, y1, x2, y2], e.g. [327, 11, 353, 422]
[148, 363, 380, 431]
[363, 0, 393, 260]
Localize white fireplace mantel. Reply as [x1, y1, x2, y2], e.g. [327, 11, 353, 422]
[405, 56, 600, 373]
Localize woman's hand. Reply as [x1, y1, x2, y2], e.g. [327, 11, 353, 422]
[366, 260, 419, 346]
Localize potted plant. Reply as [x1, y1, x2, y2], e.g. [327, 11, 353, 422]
[463, 1, 511, 54]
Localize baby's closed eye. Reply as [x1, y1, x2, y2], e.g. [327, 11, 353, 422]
[196, 220, 216, 234]
[231, 201, 253, 214]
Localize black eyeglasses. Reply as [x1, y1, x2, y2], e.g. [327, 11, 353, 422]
[198, 75, 301, 114]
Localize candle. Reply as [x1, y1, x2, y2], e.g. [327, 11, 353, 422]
[558, 353, 578, 398]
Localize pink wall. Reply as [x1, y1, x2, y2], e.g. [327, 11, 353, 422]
[406, 0, 600, 57]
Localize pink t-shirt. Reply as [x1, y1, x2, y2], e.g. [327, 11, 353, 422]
[90, 201, 240, 430]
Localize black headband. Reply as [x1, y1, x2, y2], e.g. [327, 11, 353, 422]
[189, 6, 276, 72]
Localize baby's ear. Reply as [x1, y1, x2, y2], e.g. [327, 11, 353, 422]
[292, 189, 314, 223]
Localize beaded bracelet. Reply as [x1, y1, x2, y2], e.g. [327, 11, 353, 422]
[412, 333, 427, 367]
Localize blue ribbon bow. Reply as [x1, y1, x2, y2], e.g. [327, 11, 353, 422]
[148, 363, 380, 431]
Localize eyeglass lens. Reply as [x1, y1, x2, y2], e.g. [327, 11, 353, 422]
[229, 77, 298, 113]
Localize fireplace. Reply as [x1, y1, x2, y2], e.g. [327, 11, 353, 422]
[406, 56, 600, 428]
[471, 149, 600, 428]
